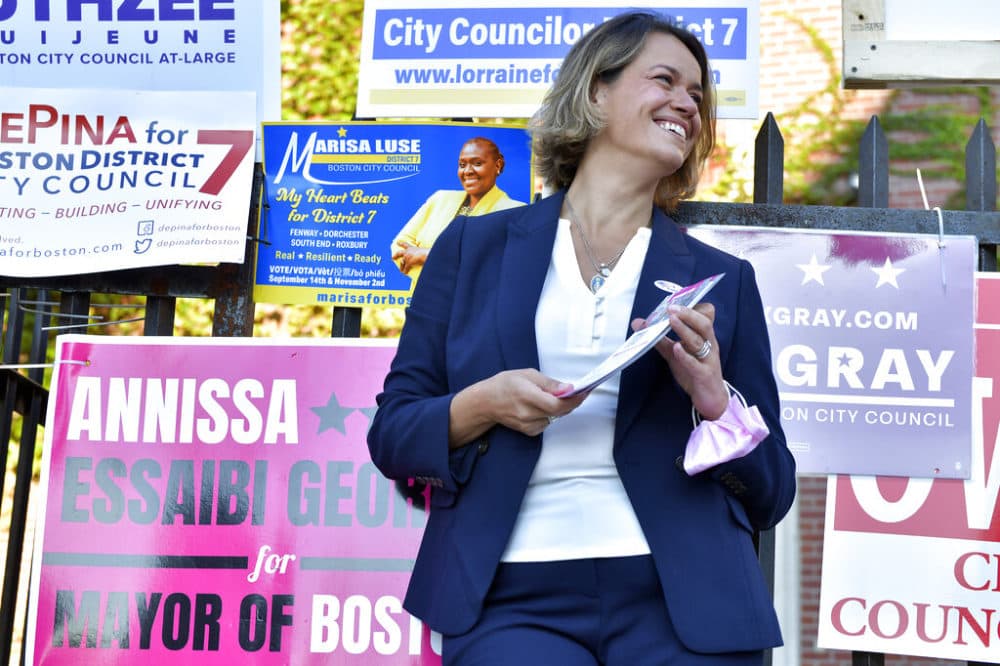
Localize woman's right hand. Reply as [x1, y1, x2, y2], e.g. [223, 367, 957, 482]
[449, 369, 588, 446]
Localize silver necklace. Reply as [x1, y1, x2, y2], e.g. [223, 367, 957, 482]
[565, 198, 630, 293]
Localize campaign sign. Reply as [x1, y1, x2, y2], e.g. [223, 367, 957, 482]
[816, 273, 1000, 661]
[255, 121, 532, 307]
[688, 226, 976, 478]
[358, 0, 759, 119]
[0, 0, 280, 146]
[25, 336, 441, 665]
[0, 87, 256, 277]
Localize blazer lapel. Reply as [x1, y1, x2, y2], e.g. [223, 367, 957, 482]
[493, 198, 696, 443]
[615, 209, 697, 445]
[496, 191, 564, 372]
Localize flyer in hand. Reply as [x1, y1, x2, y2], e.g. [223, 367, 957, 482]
[557, 273, 725, 397]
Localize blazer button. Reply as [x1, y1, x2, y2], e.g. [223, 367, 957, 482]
[477, 439, 489, 454]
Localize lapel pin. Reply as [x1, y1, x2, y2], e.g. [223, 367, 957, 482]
[654, 280, 682, 294]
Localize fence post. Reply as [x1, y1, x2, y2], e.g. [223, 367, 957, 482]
[145, 295, 177, 336]
[963, 114, 996, 666]
[754, 112, 784, 205]
[858, 117, 889, 208]
[332, 307, 363, 338]
[0, 379, 44, 666]
[853, 651, 885, 666]
[26, 291, 51, 385]
[966, 119, 998, 272]
[212, 163, 265, 337]
[752, 111, 784, 666]
[0, 290, 27, 499]
[850, 116, 888, 666]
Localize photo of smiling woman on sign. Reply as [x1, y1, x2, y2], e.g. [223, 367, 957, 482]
[390, 136, 526, 281]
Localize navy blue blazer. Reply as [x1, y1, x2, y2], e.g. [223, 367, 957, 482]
[368, 190, 796, 653]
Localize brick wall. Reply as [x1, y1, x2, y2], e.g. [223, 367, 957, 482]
[758, 1, 888, 119]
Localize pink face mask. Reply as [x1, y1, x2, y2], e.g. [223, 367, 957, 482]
[682, 384, 770, 476]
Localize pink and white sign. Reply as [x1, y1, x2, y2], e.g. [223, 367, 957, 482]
[25, 335, 441, 665]
[816, 272, 1000, 661]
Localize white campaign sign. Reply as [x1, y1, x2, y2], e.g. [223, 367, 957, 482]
[0, 0, 280, 142]
[0, 87, 256, 276]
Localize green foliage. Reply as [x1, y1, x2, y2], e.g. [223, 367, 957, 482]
[884, 93, 995, 209]
[281, 0, 364, 120]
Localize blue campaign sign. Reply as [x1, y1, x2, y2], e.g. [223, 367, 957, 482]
[371, 7, 747, 60]
[255, 122, 533, 307]
[358, 1, 760, 119]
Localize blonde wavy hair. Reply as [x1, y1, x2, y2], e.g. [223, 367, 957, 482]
[530, 11, 716, 211]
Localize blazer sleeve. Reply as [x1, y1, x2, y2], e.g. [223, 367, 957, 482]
[368, 213, 471, 495]
[711, 259, 797, 530]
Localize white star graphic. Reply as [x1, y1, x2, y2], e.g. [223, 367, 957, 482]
[871, 257, 905, 288]
[796, 253, 831, 286]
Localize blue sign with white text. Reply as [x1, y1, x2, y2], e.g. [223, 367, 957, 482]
[255, 122, 533, 307]
[358, 1, 760, 120]
[371, 7, 747, 60]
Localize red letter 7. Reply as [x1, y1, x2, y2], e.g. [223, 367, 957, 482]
[197, 130, 254, 195]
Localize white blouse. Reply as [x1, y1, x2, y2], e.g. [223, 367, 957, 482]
[501, 218, 653, 562]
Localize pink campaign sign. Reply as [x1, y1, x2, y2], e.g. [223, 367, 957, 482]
[25, 336, 441, 665]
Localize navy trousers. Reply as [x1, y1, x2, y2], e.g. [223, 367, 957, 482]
[442, 555, 764, 666]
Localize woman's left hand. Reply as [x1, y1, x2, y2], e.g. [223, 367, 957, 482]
[632, 302, 730, 420]
[394, 242, 430, 274]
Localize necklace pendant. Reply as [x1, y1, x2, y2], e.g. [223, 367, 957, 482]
[589, 273, 605, 293]
[598, 264, 611, 277]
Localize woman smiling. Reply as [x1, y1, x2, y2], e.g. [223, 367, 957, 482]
[390, 136, 525, 280]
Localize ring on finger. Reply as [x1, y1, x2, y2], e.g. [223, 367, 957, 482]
[691, 339, 712, 360]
